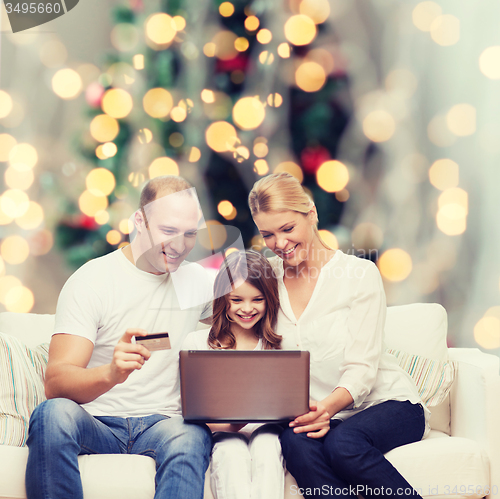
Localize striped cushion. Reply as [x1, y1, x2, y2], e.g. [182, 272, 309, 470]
[0, 333, 49, 446]
[387, 348, 457, 407]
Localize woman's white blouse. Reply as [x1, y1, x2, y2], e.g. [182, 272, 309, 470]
[270, 250, 430, 432]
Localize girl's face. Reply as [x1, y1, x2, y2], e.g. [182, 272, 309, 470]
[226, 281, 266, 332]
[253, 210, 316, 267]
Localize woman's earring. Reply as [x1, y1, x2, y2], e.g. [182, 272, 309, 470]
[225, 312, 236, 323]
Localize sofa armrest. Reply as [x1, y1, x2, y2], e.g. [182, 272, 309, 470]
[448, 348, 500, 499]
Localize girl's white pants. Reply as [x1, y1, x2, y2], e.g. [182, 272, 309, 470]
[210, 424, 285, 499]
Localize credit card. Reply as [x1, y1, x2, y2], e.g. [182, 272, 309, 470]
[135, 332, 171, 351]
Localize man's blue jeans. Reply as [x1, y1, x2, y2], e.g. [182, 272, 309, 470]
[25, 398, 212, 499]
[280, 400, 426, 498]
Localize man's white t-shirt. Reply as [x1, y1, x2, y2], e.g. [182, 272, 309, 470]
[53, 249, 213, 418]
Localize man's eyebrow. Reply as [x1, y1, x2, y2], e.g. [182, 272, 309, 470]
[158, 225, 198, 232]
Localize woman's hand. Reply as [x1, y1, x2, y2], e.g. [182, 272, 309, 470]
[289, 400, 330, 438]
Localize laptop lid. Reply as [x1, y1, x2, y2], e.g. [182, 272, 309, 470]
[179, 350, 310, 423]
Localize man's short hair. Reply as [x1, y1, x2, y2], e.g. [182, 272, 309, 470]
[140, 175, 194, 211]
[139, 176, 194, 227]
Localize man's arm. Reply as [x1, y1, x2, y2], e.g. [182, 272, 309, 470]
[45, 329, 151, 404]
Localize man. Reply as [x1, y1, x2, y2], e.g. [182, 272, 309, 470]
[26, 175, 214, 499]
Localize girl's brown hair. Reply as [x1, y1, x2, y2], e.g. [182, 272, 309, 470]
[208, 250, 282, 350]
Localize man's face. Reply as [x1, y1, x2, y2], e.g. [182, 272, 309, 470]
[138, 192, 202, 274]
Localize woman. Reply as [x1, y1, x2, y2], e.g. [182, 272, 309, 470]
[248, 172, 429, 498]
[183, 250, 285, 499]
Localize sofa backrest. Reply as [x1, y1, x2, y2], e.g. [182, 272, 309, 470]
[0, 312, 54, 348]
[0, 304, 452, 433]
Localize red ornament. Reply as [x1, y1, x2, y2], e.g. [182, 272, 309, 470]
[85, 82, 105, 108]
[215, 55, 248, 73]
[300, 146, 331, 175]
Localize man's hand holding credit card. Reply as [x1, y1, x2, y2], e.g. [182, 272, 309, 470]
[134, 332, 172, 352]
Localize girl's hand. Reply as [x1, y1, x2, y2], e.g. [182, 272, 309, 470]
[289, 400, 330, 438]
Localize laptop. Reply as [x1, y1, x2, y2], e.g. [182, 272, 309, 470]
[179, 350, 310, 423]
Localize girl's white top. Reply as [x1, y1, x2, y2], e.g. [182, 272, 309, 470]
[269, 250, 430, 435]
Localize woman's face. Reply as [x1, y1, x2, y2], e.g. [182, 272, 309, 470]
[253, 210, 316, 267]
[226, 281, 266, 332]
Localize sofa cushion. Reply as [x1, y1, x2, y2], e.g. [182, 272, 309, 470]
[385, 304, 448, 360]
[387, 349, 457, 407]
[0, 312, 54, 348]
[385, 431, 490, 499]
[0, 333, 48, 446]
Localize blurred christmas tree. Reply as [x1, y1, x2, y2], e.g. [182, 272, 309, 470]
[56, 0, 351, 268]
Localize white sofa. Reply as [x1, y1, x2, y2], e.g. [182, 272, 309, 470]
[0, 304, 499, 499]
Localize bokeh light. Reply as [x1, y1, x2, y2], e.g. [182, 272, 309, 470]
[173, 16, 186, 31]
[277, 43, 291, 58]
[219, 2, 234, 17]
[430, 15, 460, 46]
[15, 202, 44, 230]
[479, 46, 500, 80]
[198, 220, 227, 250]
[94, 210, 110, 225]
[446, 104, 476, 136]
[189, 147, 201, 162]
[206, 121, 238, 152]
[257, 29, 272, 44]
[1, 235, 30, 265]
[133, 54, 145, 70]
[412, 1, 442, 32]
[28, 229, 53, 256]
[102, 142, 118, 158]
[474, 315, 500, 350]
[295, 61, 326, 92]
[429, 159, 459, 190]
[254, 159, 269, 175]
[212, 31, 238, 60]
[244, 16, 260, 32]
[436, 188, 468, 236]
[5, 286, 34, 313]
[0, 276, 22, 304]
[316, 160, 349, 192]
[170, 106, 187, 122]
[169, 132, 184, 148]
[378, 249, 413, 282]
[362, 110, 396, 142]
[284, 15, 317, 46]
[102, 88, 133, 119]
[119, 219, 134, 234]
[274, 161, 304, 183]
[5, 166, 34, 190]
[259, 51, 274, 65]
[149, 157, 179, 178]
[299, 0, 330, 24]
[235, 37, 249, 52]
[0, 134, 17, 161]
[0, 90, 13, 118]
[79, 190, 109, 217]
[0, 189, 30, 218]
[145, 13, 177, 47]
[106, 230, 122, 245]
[143, 88, 173, 118]
[218, 200, 237, 220]
[8, 143, 38, 171]
[51, 69, 82, 99]
[318, 230, 339, 249]
[86, 168, 116, 196]
[233, 97, 265, 130]
[267, 93, 283, 107]
[90, 115, 120, 142]
[253, 142, 269, 158]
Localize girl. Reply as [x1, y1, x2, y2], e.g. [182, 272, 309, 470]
[248, 172, 430, 499]
[183, 250, 285, 499]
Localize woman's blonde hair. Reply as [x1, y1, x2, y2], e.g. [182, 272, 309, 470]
[248, 172, 332, 250]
